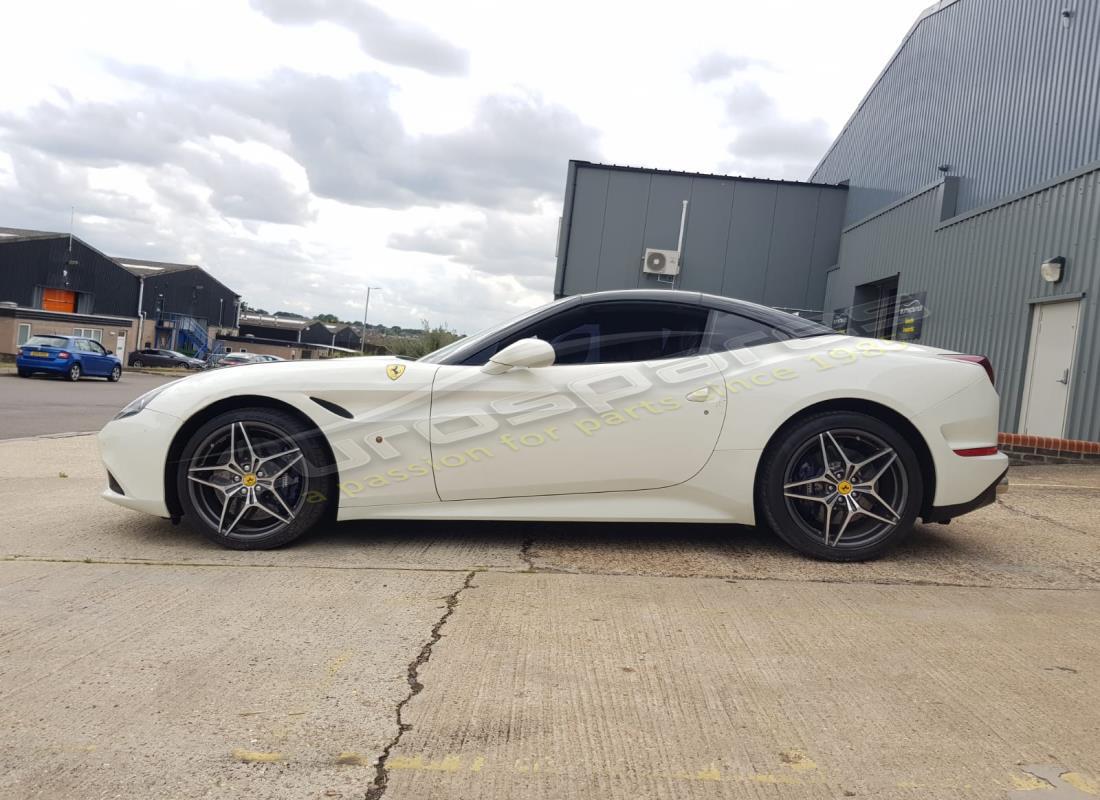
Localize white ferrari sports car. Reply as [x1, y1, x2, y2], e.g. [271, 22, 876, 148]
[99, 290, 1008, 561]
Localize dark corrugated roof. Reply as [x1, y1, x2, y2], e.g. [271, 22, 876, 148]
[238, 313, 312, 330]
[0, 226, 65, 240]
[113, 257, 201, 277]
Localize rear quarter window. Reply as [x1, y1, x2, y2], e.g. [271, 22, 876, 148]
[704, 311, 789, 352]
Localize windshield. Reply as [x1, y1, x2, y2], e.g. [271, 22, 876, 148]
[418, 298, 565, 363]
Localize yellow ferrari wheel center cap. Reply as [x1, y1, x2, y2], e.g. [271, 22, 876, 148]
[837, 480, 853, 496]
[242, 474, 258, 487]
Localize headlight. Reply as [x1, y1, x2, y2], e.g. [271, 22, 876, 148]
[113, 380, 181, 420]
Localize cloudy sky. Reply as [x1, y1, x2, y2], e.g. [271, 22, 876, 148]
[0, 0, 929, 333]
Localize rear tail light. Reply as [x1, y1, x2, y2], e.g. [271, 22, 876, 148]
[58, 351, 71, 360]
[953, 446, 999, 457]
[943, 354, 994, 385]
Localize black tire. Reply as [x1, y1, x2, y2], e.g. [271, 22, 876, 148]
[66, 363, 82, 382]
[176, 407, 335, 550]
[757, 411, 923, 562]
[132, 359, 143, 368]
[18, 368, 32, 378]
[108, 365, 122, 382]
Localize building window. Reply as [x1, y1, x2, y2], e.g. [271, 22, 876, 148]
[17, 323, 31, 346]
[73, 327, 103, 342]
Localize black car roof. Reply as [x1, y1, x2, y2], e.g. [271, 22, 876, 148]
[574, 289, 827, 336]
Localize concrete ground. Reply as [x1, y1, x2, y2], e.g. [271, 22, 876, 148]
[1, 435, 1098, 799]
[0, 371, 176, 439]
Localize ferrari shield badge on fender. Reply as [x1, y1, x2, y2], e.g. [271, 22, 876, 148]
[386, 363, 406, 381]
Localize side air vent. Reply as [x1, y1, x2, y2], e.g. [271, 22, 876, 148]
[310, 397, 354, 419]
[107, 472, 124, 495]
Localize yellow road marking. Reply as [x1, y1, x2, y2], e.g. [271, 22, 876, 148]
[1063, 772, 1100, 795]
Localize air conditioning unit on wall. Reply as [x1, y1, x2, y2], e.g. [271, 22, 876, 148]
[642, 248, 680, 276]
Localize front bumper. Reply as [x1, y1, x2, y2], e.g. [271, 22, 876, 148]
[97, 408, 181, 517]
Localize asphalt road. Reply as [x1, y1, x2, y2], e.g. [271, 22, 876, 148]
[0, 370, 177, 439]
[1, 434, 1099, 799]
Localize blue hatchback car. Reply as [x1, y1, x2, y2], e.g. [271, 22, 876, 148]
[17, 335, 123, 382]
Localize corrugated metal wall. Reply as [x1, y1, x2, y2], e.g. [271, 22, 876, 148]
[825, 168, 1100, 440]
[141, 268, 238, 327]
[812, 0, 1100, 226]
[0, 237, 140, 317]
[555, 163, 848, 310]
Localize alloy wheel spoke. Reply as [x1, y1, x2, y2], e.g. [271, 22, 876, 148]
[784, 490, 830, 504]
[825, 431, 854, 472]
[831, 503, 855, 546]
[851, 504, 898, 528]
[188, 474, 230, 492]
[856, 452, 898, 487]
[222, 498, 251, 536]
[822, 493, 840, 545]
[860, 488, 902, 521]
[783, 474, 832, 491]
[818, 434, 837, 481]
[236, 422, 259, 468]
[255, 490, 293, 524]
[256, 446, 302, 469]
[265, 453, 304, 481]
[189, 463, 236, 474]
[852, 447, 894, 474]
[216, 492, 232, 533]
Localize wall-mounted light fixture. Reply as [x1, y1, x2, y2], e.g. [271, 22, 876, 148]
[1041, 256, 1066, 283]
[937, 164, 951, 173]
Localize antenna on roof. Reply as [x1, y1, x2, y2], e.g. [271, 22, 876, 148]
[68, 207, 74, 253]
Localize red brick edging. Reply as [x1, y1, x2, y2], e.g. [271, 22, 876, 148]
[998, 432, 1100, 465]
[998, 432, 1100, 454]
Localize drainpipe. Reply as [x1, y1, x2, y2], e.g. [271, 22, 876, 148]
[673, 199, 688, 290]
[136, 277, 146, 349]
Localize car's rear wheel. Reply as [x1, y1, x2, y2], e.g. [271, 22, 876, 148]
[757, 411, 923, 561]
[18, 368, 31, 378]
[131, 359, 143, 367]
[176, 408, 334, 550]
[67, 363, 82, 382]
[108, 365, 122, 382]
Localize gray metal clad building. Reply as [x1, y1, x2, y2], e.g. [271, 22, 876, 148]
[813, 0, 1100, 443]
[553, 162, 848, 314]
[555, 0, 1100, 443]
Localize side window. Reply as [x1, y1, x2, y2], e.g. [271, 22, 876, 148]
[76, 339, 92, 352]
[462, 302, 709, 365]
[89, 341, 108, 356]
[704, 311, 788, 353]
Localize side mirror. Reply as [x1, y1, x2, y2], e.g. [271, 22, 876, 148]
[481, 338, 556, 374]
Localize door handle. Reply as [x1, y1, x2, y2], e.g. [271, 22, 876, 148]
[1056, 369, 1069, 385]
[686, 387, 712, 402]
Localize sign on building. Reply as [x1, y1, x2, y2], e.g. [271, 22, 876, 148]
[894, 292, 927, 341]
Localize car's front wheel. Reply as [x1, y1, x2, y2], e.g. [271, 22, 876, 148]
[131, 359, 143, 368]
[176, 408, 334, 550]
[108, 365, 122, 382]
[757, 411, 923, 561]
